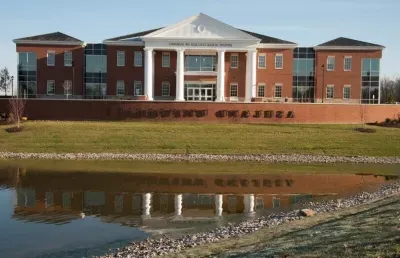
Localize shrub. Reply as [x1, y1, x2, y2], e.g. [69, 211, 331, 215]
[385, 118, 391, 124]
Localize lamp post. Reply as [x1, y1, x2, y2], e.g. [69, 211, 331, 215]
[11, 76, 14, 98]
[71, 61, 75, 99]
[321, 64, 325, 103]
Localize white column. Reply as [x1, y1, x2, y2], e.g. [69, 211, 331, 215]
[216, 50, 226, 102]
[142, 193, 152, 218]
[152, 51, 156, 100]
[144, 48, 154, 101]
[175, 49, 185, 101]
[215, 194, 223, 217]
[243, 194, 255, 214]
[245, 49, 257, 102]
[174, 194, 183, 217]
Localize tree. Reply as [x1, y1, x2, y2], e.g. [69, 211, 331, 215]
[62, 81, 72, 99]
[8, 98, 26, 128]
[0, 67, 11, 96]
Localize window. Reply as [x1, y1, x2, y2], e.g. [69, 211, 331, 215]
[134, 81, 143, 96]
[361, 58, 380, 104]
[230, 84, 238, 97]
[326, 85, 334, 99]
[344, 56, 352, 71]
[63, 80, 72, 95]
[117, 51, 125, 66]
[258, 54, 266, 69]
[47, 51, 55, 66]
[134, 51, 142, 67]
[327, 56, 335, 71]
[116, 81, 125, 96]
[257, 84, 265, 97]
[64, 51, 72, 66]
[343, 85, 351, 99]
[275, 54, 283, 69]
[47, 80, 55, 95]
[273, 197, 280, 208]
[162, 53, 170, 67]
[274, 84, 282, 98]
[185, 55, 216, 71]
[230, 53, 238, 69]
[162, 82, 170, 96]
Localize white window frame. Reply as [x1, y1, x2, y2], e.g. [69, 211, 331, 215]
[257, 84, 265, 97]
[134, 51, 142, 67]
[274, 84, 282, 98]
[272, 197, 280, 208]
[326, 85, 334, 99]
[344, 56, 352, 71]
[47, 80, 55, 95]
[162, 52, 170, 68]
[134, 81, 143, 96]
[275, 54, 283, 69]
[161, 81, 170, 96]
[230, 83, 238, 97]
[116, 80, 125, 96]
[47, 50, 55, 66]
[258, 54, 266, 69]
[327, 56, 335, 71]
[230, 53, 239, 69]
[64, 51, 72, 67]
[117, 51, 125, 67]
[343, 85, 351, 99]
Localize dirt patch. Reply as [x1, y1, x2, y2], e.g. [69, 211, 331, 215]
[355, 127, 377, 133]
[5, 126, 24, 133]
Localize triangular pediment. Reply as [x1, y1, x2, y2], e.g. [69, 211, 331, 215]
[143, 13, 260, 42]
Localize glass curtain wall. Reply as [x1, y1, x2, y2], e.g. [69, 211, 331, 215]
[184, 55, 216, 72]
[292, 48, 315, 102]
[361, 58, 380, 104]
[84, 44, 107, 99]
[17, 52, 37, 98]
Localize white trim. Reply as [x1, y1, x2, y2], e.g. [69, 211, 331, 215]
[117, 51, 125, 67]
[326, 84, 334, 99]
[327, 56, 335, 71]
[134, 51, 143, 67]
[184, 71, 218, 76]
[230, 53, 239, 69]
[64, 51, 72, 67]
[46, 80, 55, 95]
[162, 52, 171, 68]
[344, 56, 352, 71]
[47, 50, 55, 67]
[103, 40, 145, 46]
[274, 83, 282, 98]
[314, 46, 384, 51]
[13, 40, 86, 46]
[229, 83, 238, 97]
[258, 53, 266, 69]
[343, 85, 351, 99]
[255, 43, 297, 49]
[275, 53, 283, 69]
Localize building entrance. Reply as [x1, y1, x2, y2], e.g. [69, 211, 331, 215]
[184, 83, 216, 101]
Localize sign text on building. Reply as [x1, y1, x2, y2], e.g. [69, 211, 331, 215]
[168, 42, 233, 48]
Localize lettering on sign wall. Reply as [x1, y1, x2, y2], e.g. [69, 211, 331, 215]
[168, 42, 233, 48]
[118, 108, 295, 119]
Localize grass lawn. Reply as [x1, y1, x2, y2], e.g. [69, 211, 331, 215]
[168, 194, 400, 258]
[1, 121, 399, 156]
[1, 159, 400, 175]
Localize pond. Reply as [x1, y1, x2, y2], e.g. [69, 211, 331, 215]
[0, 165, 397, 257]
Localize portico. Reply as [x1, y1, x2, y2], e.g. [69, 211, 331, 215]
[140, 13, 261, 102]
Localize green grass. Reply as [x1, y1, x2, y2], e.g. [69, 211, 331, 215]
[1, 121, 399, 156]
[1, 159, 399, 175]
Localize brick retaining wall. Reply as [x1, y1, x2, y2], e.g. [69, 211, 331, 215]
[1, 99, 399, 124]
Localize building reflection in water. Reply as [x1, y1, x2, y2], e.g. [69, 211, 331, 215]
[1, 168, 397, 229]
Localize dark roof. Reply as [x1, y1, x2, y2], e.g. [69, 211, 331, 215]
[105, 27, 296, 44]
[14, 32, 82, 42]
[239, 29, 296, 44]
[318, 37, 383, 47]
[105, 28, 164, 41]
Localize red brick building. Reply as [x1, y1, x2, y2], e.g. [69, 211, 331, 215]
[13, 13, 384, 104]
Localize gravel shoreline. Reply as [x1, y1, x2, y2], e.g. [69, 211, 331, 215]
[99, 181, 400, 258]
[1, 152, 400, 164]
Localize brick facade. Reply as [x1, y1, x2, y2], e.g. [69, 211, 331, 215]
[1, 99, 398, 124]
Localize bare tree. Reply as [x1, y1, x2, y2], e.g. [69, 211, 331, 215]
[0, 67, 11, 96]
[8, 98, 26, 128]
[359, 103, 366, 128]
[62, 81, 72, 99]
[380, 76, 400, 103]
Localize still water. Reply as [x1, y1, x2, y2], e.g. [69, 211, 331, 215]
[0, 167, 397, 258]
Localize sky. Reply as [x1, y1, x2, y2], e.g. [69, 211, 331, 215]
[1, 0, 399, 93]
